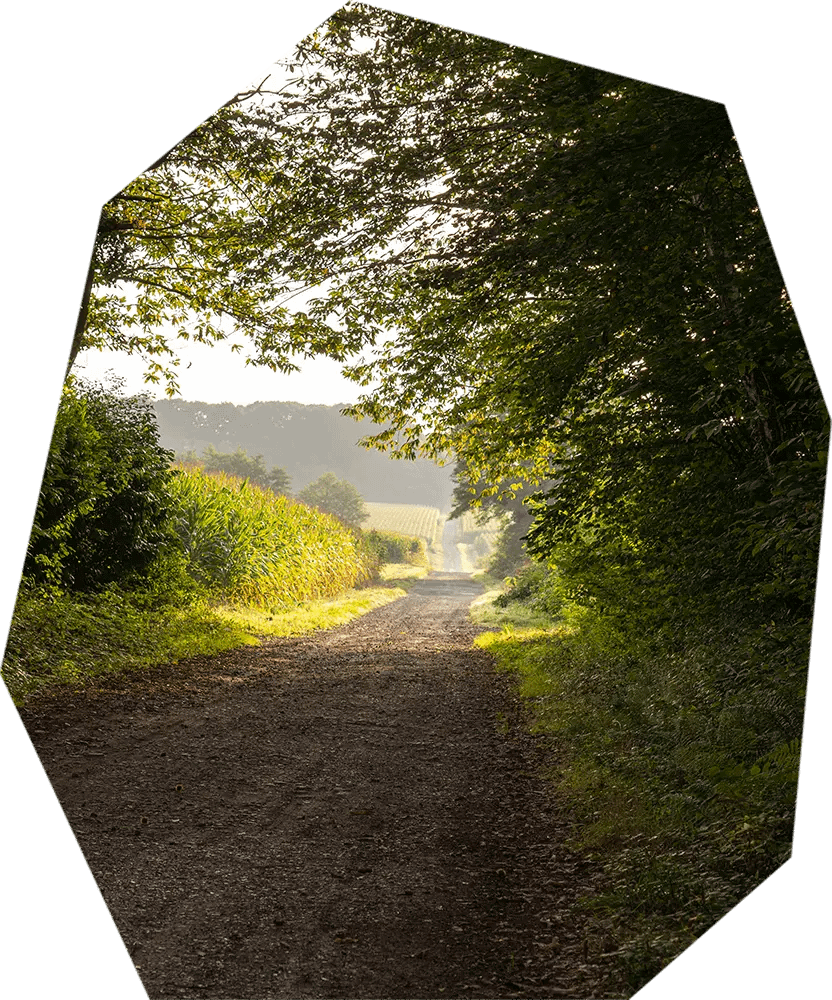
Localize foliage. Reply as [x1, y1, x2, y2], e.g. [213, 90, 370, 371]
[69, 82, 372, 390]
[214, 586, 404, 639]
[363, 529, 427, 566]
[168, 466, 373, 606]
[475, 572, 806, 992]
[295, 471, 368, 527]
[485, 517, 531, 579]
[199, 445, 291, 495]
[241, 4, 824, 620]
[24, 379, 176, 591]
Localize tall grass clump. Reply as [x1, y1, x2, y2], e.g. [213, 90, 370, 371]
[169, 466, 374, 608]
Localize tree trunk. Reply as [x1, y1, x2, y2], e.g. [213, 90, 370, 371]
[65, 223, 99, 380]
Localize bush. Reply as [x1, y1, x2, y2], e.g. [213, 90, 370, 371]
[364, 529, 428, 566]
[296, 472, 368, 527]
[24, 379, 176, 591]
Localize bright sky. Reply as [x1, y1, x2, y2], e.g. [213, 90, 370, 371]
[74, 339, 366, 405]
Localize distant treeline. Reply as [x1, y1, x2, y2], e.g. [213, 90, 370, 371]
[152, 400, 454, 511]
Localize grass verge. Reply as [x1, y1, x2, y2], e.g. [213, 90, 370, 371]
[214, 586, 405, 637]
[2, 583, 404, 706]
[378, 562, 430, 588]
[470, 584, 799, 994]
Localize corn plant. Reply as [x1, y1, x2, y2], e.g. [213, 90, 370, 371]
[168, 467, 373, 608]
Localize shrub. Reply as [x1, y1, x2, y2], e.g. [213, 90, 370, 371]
[24, 378, 176, 591]
[364, 529, 428, 566]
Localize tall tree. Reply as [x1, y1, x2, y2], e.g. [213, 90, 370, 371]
[257, 4, 825, 619]
[7, 9, 824, 996]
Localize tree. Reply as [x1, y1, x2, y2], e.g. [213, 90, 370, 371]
[262, 6, 826, 621]
[25, 379, 176, 591]
[201, 445, 269, 483]
[7, 9, 824, 996]
[319, 11, 810, 464]
[178, 446, 293, 495]
[449, 459, 540, 578]
[265, 465, 293, 496]
[296, 472, 368, 528]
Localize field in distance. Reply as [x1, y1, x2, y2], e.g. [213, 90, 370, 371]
[364, 502, 444, 569]
[364, 503, 505, 573]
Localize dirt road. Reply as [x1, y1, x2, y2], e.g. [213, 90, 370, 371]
[20, 574, 615, 999]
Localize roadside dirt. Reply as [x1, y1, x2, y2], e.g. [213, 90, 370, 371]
[19, 574, 620, 999]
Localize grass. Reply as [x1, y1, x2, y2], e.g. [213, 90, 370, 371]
[469, 579, 801, 994]
[214, 585, 405, 637]
[2, 583, 405, 706]
[3, 470, 424, 707]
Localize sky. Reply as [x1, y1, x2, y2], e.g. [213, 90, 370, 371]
[75, 339, 367, 405]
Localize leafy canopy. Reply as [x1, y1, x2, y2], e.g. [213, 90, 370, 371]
[74, 4, 826, 620]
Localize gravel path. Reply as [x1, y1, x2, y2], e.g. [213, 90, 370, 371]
[20, 574, 617, 999]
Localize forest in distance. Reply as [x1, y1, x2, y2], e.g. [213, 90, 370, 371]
[3, 2, 829, 996]
[153, 398, 456, 510]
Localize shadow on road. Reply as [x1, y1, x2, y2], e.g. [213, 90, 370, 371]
[408, 572, 483, 599]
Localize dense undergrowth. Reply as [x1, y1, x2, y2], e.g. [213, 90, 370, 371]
[2, 380, 408, 706]
[473, 565, 807, 991]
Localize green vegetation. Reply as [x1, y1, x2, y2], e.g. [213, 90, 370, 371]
[3, 585, 256, 704]
[295, 471, 368, 528]
[46, 7, 826, 992]
[3, 382, 394, 705]
[364, 502, 444, 568]
[3, 584, 403, 705]
[169, 465, 373, 606]
[364, 529, 428, 568]
[25, 379, 176, 591]
[215, 586, 404, 638]
[179, 445, 292, 496]
[473, 571, 806, 990]
[378, 563, 429, 587]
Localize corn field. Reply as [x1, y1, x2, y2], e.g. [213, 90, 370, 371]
[363, 503, 443, 548]
[169, 467, 374, 608]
